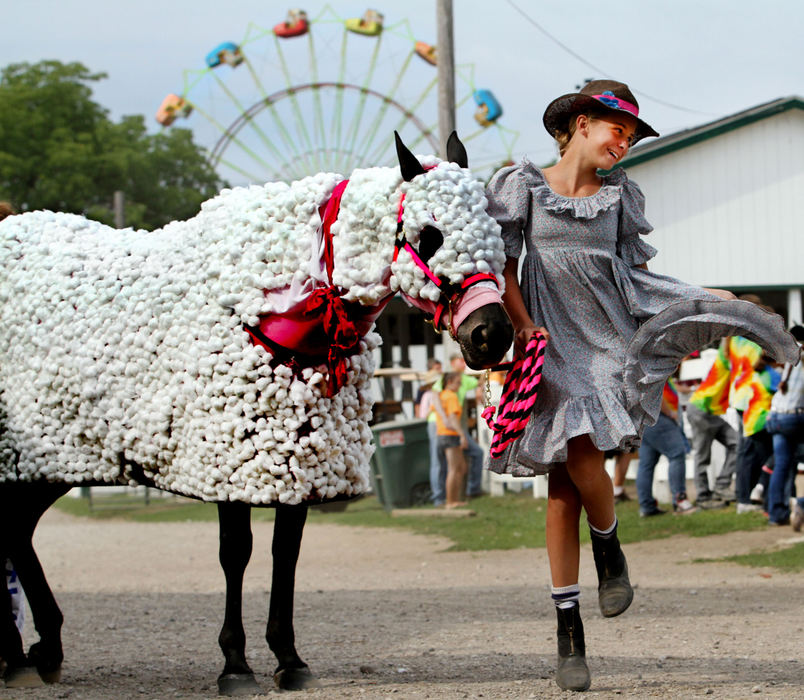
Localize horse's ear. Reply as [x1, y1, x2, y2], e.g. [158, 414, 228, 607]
[446, 130, 468, 168]
[395, 131, 426, 182]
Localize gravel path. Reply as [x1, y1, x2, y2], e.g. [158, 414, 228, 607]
[5, 507, 804, 699]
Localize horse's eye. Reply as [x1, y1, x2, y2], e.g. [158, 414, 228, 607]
[417, 225, 443, 264]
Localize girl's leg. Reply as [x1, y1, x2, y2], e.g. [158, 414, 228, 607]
[565, 434, 614, 530]
[546, 464, 582, 586]
[546, 465, 590, 691]
[566, 434, 633, 618]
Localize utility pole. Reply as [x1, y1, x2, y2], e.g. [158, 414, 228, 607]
[436, 0, 460, 361]
[436, 0, 455, 159]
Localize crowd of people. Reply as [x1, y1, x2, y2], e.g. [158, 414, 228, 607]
[632, 316, 804, 529]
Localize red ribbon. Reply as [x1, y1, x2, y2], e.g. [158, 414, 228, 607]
[304, 286, 360, 393]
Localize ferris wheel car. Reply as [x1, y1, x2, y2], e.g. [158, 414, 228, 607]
[414, 41, 437, 65]
[345, 9, 383, 36]
[155, 94, 192, 126]
[473, 89, 502, 126]
[205, 42, 244, 68]
[274, 9, 309, 38]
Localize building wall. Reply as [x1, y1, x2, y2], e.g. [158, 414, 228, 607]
[623, 110, 804, 289]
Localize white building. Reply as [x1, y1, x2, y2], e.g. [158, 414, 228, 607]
[616, 96, 804, 324]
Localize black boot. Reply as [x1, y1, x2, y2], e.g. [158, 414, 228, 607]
[590, 528, 633, 617]
[555, 603, 590, 691]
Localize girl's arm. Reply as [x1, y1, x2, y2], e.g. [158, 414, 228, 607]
[502, 257, 549, 357]
[637, 261, 734, 300]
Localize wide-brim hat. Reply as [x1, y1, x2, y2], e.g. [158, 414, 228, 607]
[543, 79, 659, 145]
[421, 368, 442, 385]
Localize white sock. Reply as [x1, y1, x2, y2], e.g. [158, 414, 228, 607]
[589, 517, 617, 538]
[551, 583, 580, 609]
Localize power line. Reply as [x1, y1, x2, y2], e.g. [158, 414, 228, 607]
[503, 0, 718, 117]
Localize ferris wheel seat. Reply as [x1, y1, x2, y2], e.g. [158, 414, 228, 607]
[155, 94, 192, 126]
[345, 10, 384, 36]
[414, 41, 437, 65]
[206, 42, 244, 68]
[274, 9, 309, 38]
[473, 89, 502, 126]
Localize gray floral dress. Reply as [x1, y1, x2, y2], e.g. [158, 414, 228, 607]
[485, 160, 798, 476]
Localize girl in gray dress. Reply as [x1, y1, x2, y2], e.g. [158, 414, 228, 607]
[486, 80, 798, 692]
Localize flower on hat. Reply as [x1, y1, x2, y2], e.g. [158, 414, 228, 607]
[597, 91, 620, 109]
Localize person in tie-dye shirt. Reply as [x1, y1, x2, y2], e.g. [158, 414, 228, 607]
[687, 340, 739, 507]
[735, 349, 782, 512]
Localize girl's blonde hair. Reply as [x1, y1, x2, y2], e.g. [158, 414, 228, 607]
[553, 109, 608, 156]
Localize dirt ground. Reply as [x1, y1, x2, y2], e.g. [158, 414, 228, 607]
[4, 506, 804, 699]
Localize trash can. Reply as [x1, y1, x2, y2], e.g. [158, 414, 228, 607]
[370, 418, 432, 510]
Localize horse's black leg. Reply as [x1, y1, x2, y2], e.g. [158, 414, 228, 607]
[1, 482, 70, 687]
[268, 504, 317, 690]
[1, 543, 36, 687]
[216, 501, 262, 696]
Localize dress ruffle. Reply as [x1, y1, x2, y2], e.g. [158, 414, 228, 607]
[531, 180, 620, 220]
[623, 298, 800, 429]
[617, 236, 657, 267]
[487, 385, 643, 476]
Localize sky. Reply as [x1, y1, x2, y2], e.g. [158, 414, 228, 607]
[5, 0, 803, 182]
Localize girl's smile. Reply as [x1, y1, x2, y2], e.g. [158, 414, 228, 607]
[585, 114, 638, 167]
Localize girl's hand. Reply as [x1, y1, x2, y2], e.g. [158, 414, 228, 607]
[704, 287, 737, 301]
[514, 324, 549, 358]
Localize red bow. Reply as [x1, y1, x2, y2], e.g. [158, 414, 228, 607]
[305, 286, 360, 393]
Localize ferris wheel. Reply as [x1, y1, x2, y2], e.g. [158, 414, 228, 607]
[155, 5, 518, 185]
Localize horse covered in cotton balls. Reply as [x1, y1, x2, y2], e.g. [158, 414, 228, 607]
[0, 132, 513, 694]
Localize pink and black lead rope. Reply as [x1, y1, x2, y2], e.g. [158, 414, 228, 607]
[482, 331, 547, 458]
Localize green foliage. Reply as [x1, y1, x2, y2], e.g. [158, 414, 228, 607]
[0, 60, 225, 229]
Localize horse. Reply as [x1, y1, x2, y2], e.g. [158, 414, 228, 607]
[0, 132, 513, 693]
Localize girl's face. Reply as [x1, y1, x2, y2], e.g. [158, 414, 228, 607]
[576, 113, 638, 168]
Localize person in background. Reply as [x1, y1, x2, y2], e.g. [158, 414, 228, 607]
[765, 325, 804, 526]
[431, 354, 485, 498]
[609, 450, 636, 503]
[415, 357, 442, 417]
[421, 359, 448, 506]
[433, 372, 468, 509]
[686, 339, 739, 508]
[636, 377, 697, 516]
[735, 346, 782, 514]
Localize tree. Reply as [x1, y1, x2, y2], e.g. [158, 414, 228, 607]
[0, 60, 225, 230]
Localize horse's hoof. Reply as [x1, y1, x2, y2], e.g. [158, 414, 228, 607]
[217, 672, 263, 696]
[4, 665, 45, 688]
[274, 665, 320, 690]
[28, 640, 63, 683]
[38, 666, 62, 684]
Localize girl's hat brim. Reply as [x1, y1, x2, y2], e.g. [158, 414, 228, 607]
[543, 87, 659, 145]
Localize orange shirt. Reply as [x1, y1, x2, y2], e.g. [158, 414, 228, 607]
[434, 389, 462, 436]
